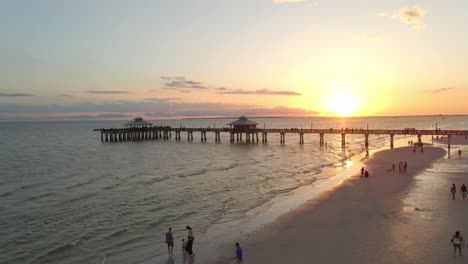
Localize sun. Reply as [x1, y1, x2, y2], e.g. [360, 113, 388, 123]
[325, 92, 359, 116]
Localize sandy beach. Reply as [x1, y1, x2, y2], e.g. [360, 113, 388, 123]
[210, 146, 468, 264]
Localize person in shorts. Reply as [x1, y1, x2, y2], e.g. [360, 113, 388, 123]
[451, 231, 464, 258]
[165, 228, 174, 255]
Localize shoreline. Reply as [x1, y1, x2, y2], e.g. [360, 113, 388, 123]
[210, 146, 447, 264]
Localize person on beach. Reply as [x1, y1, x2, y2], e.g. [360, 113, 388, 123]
[186, 226, 194, 240]
[185, 236, 194, 256]
[165, 228, 174, 255]
[234, 242, 243, 264]
[459, 150, 462, 158]
[461, 184, 467, 200]
[451, 231, 464, 258]
[399, 162, 403, 172]
[392, 163, 395, 172]
[451, 184, 457, 200]
[364, 170, 369, 178]
[360, 167, 364, 177]
[404, 161, 408, 173]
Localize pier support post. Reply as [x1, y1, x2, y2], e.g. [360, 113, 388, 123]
[390, 134, 394, 149]
[240, 133, 243, 142]
[100, 131, 104, 141]
[448, 134, 452, 155]
[256, 133, 259, 143]
[265, 132, 268, 143]
[417, 134, 422, 146]
[319, 133, 324, 146]
[364, 133, 369, 149]
[341, 133, 346, 147]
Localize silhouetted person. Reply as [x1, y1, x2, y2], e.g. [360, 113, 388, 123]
[360, 167, 364, 177]
[451, 183, 457, 200]
[185, 236, 194, 256]
[364, 170, 369, 178]
[461, 184, 467, 200]
[165, 228, 174, 255]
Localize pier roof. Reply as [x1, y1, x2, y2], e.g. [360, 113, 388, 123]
[124, 117, 153, 128]
[227, 116, 258, 126]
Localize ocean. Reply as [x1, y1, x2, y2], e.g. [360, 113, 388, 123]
[0, 116, 466, 264]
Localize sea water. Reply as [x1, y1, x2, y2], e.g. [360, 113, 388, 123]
[0, 116, 466, 264]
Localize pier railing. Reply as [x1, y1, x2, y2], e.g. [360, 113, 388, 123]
[94, 126, 467, 150]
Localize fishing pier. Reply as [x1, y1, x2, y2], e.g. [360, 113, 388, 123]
[94, 117, 467, 151]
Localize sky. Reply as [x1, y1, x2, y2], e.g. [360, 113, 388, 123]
[1, 0, 467, 121]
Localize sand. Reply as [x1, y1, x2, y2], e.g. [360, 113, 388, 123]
[211, 146, 456, 264]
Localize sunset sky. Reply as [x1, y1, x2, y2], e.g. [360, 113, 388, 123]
[1, 0, 467, 120]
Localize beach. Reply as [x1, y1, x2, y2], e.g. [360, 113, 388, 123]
[209, 145, 468, 264]
[434, 135, 468, 146]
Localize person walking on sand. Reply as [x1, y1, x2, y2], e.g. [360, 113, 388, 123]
[234, 242, 243, 264]
[451, 184, 457, 200]
[404, 161, 408, 173]
[392, 163, 395, 172]
[364, 170, 369, 178]
[360, 167, 364, 177]
[451, 231, 464, 258]
[459, 150, 462, 158]
[461, 184, 467, 200]
[165, 228, 174, 256]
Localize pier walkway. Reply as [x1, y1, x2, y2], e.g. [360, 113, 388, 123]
[93, 127, 467, 151]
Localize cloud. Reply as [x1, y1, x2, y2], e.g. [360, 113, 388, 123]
[272, 0, 306, 3]
[221, 89, 301, 96]
[161, 76, 209, 90]
[425, 88, 454, 94]
[86, 90, 130, 94]
[143, 97, 178, 102]
[393, 6, 427, 29]
[215, 87, 227, 91]
[0, 93, 34, 97]
[58, 94, 73, 98]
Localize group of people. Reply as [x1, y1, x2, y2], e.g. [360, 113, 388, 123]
[165, 226, 194, 257]
[360, 167, 369, 178]
[450, 183, 467, 200]
[164, 226, 243, 263]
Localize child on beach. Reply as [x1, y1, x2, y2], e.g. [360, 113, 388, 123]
[451, 184, 457, 200]
[234, 242, 243, 264]
[165, 228, 174, 256]
[451, 231, 464, 258]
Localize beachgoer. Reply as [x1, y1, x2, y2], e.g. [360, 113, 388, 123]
[360, 167, 364, 177]
[392, 163, 395, 172]
[461, 184, 467, 200]
[364, 170, 369, 178]
[399, 162, 403, 172]
[451, 184, 457, 200]
[182, 238, 186, 251]
[234, 242, 243, 264]
[404, 161, 407, 173]
[165, 228, 174, 255]
[185, 236, 194, 256]
[186, 226, 194, 240]
[459, 150, 462, 158]
[451, 231, 464, 258]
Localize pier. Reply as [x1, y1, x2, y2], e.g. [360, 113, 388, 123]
[94, 117, 467, 150]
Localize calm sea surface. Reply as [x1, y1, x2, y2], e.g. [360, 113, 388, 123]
[0, 116, 466, 264]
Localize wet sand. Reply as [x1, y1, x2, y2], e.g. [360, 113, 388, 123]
[212, 146, 457, 264]
[434, 135, 468, 145]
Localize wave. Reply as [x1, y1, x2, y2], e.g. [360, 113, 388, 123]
[66, 173, 111, 190]
[177, 168, 208, 178]
[213, 163, 239, 171]
[30, 240, 80, 264]
[20, 192, 57, 203]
